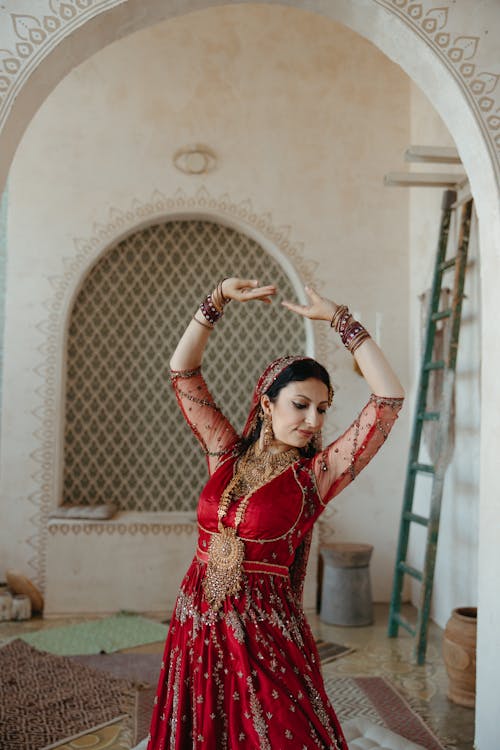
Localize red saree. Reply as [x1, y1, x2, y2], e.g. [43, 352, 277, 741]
[147, 365, 403, 750]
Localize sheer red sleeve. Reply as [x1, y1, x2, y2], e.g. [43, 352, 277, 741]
[312, 394, 404, 506]
[170, 367, 239, 475]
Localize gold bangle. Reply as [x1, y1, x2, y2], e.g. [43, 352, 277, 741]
[211, 279, 230, 314]
[348, 331, 371, 353]
[330, 304, 349, 331]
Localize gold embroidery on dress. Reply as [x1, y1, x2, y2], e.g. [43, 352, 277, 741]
[203, 442, 299, 610]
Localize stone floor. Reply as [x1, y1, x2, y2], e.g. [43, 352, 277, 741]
[0, 603, 475, 749]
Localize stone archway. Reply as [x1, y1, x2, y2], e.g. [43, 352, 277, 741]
[1, 2, 499, 191]
[1, 2, 498, 747]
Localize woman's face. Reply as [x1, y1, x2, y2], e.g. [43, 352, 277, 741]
[261, 377, 330, 451]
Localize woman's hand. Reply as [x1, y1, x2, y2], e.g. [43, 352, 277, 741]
[221, 278, 276, 304]
[281, 286, 337, 321]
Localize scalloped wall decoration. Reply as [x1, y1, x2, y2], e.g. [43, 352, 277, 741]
[48, 522, 198, 536]
[375, 0, 499, 161]
[0, 1, 498, 182]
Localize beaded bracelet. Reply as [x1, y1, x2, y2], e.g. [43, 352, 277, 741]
[198, 281, 231, 327]
[343, 321, 371, 353]
[199, 294, 222, 326]
[330, 304, 371, 353]
[330, 304, 349, 331]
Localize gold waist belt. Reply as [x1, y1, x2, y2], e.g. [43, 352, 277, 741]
[196, 546, 289, 579]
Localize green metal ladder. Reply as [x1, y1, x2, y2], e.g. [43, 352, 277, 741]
[387, 189, 474, 664]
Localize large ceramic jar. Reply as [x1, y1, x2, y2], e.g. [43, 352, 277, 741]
[442, 607, 477, 708]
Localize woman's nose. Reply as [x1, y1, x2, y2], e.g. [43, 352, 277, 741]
[305, 408, 321, 427]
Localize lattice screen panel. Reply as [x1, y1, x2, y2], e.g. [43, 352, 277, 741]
[63, 220, 307, 512]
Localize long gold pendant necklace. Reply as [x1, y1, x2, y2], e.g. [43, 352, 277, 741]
[203, 442, 299, 610]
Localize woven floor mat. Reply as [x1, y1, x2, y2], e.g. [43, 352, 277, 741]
[0, 639, 138, 750]
[19, 613, 168, 655]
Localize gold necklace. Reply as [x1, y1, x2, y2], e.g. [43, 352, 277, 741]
[203, 442, 299, 610]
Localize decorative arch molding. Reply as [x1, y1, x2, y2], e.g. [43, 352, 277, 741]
[0, 0, 499, 189]
[29, 185, 334, 592]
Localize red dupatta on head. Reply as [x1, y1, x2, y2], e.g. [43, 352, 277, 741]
[242, 355, 314, 439]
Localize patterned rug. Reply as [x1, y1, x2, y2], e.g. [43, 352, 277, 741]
[325, 675, 446, 750]
[70, 652, 160, 745]
[19, 613, 169, 655]
[0, 639, 138, 750]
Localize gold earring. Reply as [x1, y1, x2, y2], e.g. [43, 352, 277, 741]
[262, 413, 274, 449]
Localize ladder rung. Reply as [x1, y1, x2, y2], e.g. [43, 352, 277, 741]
[392, 612, 416, 636]
[431, 309, 452, 321]
[418, 411, 440, 421]
[398, 562, 423, 582]
[403, 511, 429, 527]
[411, 462, 435, 475]
[438, 256, 458, 271]
[424, 360, 445, 371]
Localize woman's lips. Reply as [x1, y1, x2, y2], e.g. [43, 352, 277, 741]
[298, 429, 314, 437]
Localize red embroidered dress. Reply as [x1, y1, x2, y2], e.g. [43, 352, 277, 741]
[147, 366, 403, 750]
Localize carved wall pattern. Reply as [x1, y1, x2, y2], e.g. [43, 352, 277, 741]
[0, 1, 498, 179]
[376, 1, 499, 164]
[48, 521, 198, 536]
[29, 187, 327, 588]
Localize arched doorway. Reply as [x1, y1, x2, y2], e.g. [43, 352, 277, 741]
[0, 3, 498, 746]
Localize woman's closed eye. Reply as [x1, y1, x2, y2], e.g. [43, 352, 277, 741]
[292, 401, 326, 415]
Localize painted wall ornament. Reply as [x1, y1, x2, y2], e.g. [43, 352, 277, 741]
[173, 144, 217, 175]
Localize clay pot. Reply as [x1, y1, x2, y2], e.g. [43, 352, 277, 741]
[443, 606, 477, 708]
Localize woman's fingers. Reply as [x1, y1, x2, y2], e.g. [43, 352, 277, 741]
[281, 299, 312, 317]
[223, 278, 276, 302]
[237, 279, 260, 290]
[238, 284, 277, 301]
[305, 285, 323, 303]
[283, 286, 338, 322]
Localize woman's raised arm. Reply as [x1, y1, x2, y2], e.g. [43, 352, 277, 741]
[170, 278, 276, 474]
[170, 278, 276, 371]
[282, 286, 404, 503]
[282, 286, 404, 398]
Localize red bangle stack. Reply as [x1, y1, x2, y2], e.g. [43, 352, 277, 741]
[330, 304, 371, 353]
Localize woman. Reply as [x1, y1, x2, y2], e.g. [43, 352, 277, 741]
[147, 277, 404, 750]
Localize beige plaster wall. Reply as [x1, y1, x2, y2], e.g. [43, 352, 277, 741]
[1, 6, 410, 611]
[407, 82, 480, 630]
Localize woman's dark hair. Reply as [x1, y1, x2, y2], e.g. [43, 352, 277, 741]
[266, 359, 331, 403]
[241, 359, 332, 458]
